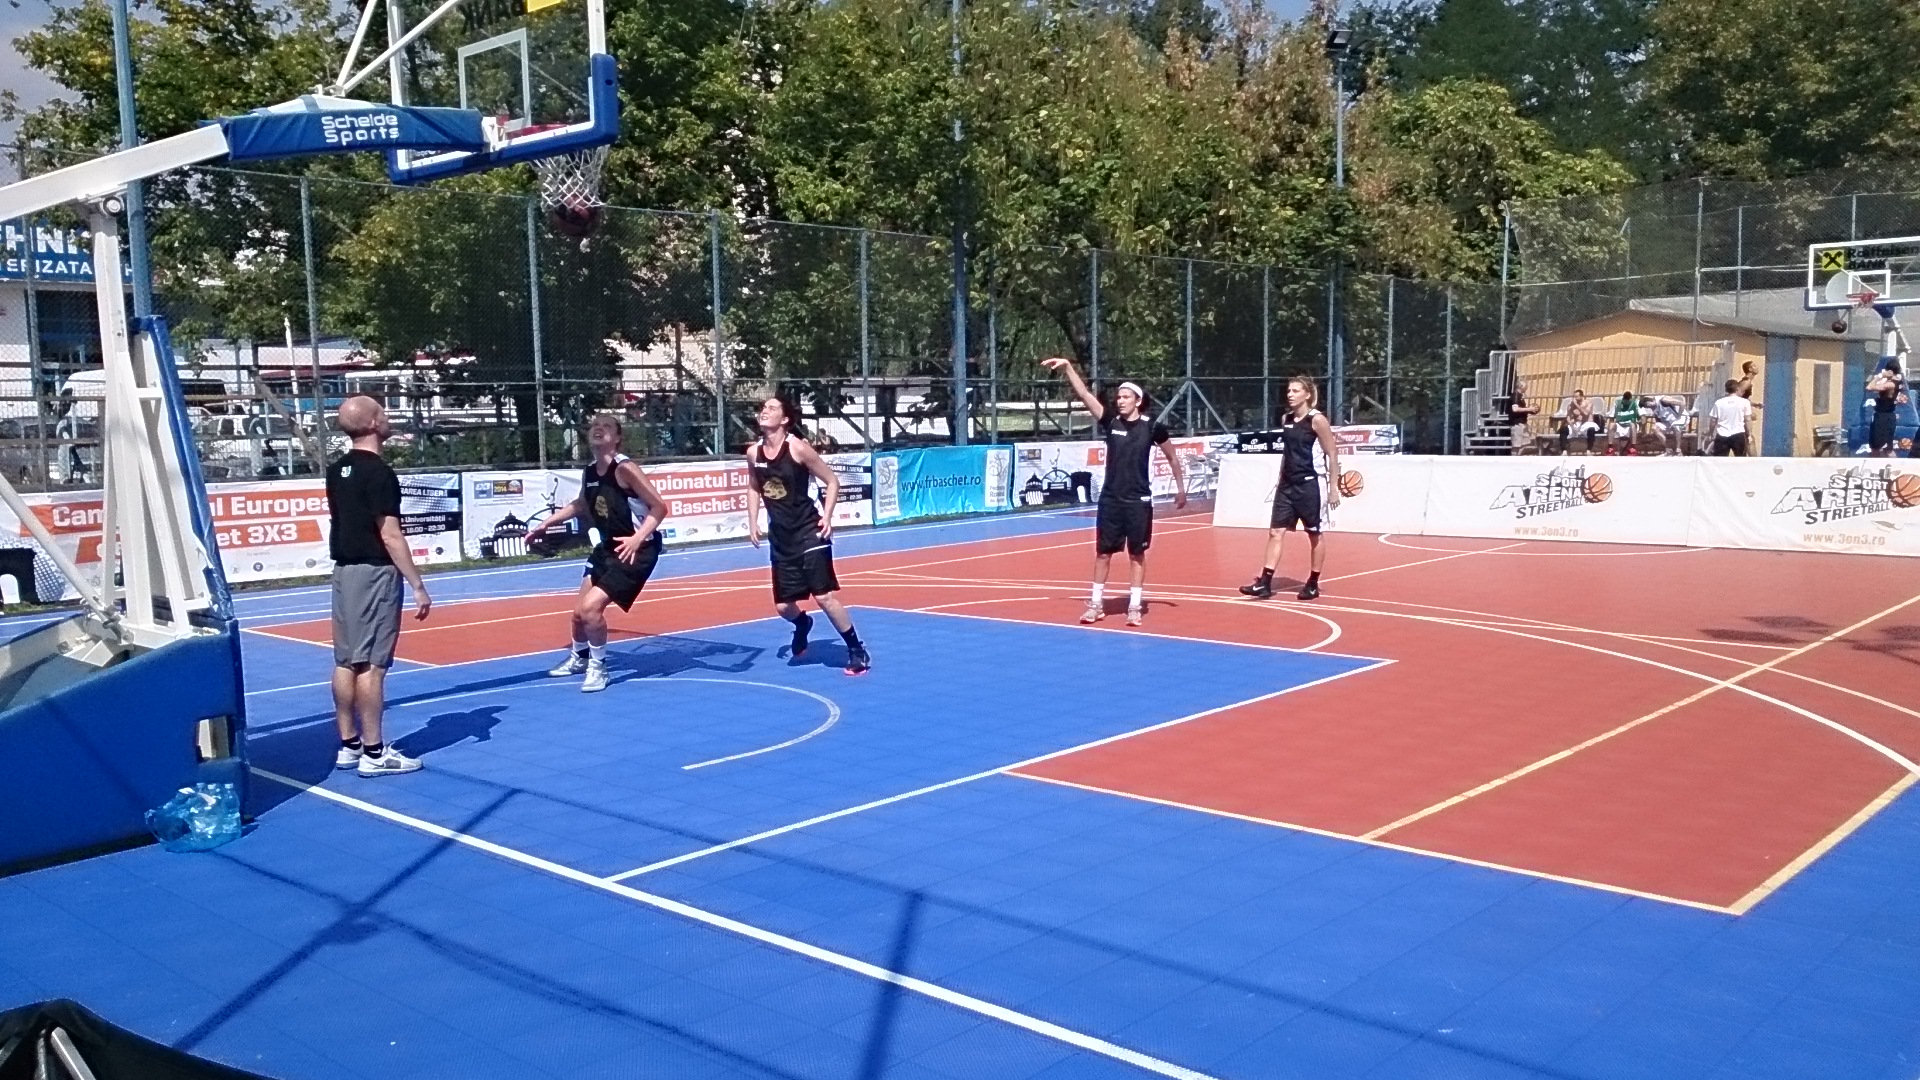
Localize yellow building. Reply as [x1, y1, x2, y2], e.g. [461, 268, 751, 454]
[1503, 289, 1875, 456]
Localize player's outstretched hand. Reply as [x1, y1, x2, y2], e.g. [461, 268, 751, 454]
[615, 532, 647, 564]
[1041, 357, 1072, 373]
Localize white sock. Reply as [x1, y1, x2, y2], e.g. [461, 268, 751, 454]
[1090, 583, 1104, 605]
[571, 638, 589, 655]
[1129, 587, 1143, 610]
[588, 644, 606, 662]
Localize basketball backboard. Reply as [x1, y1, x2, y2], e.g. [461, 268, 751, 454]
[1806, 236, 1920, 310]
[331, 0, 617, 183]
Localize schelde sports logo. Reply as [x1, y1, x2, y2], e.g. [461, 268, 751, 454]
[320, 113, 402, 146]
[1491, 466, 1613, 519]
[1771, 466, 1920, 524]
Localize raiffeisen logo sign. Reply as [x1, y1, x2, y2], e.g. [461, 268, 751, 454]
[1490, 466, 1614, 519]
[1771, 465, 1920, 524]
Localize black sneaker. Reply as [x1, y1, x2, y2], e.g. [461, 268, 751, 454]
[1297, 581, 1320, 601]
[1239, 577, 1274, 600]
[844, 645, 872, 676]
[790, 613, 814, 657]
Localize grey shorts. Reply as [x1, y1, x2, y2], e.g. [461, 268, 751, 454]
[333, 563, 402, 668]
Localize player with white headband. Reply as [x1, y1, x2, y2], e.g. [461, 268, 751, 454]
[1041, 358, 1186, 626]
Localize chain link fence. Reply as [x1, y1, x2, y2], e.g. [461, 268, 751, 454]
[1509, 161, 1920, 341]
[3, 146, 1511, 489]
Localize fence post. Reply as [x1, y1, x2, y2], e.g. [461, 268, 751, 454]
[1734, 204, 1745, 315]
[524, 198, 547, 469]
[1850, 193, 1859, 241]
[1690, 179, 1704, 338]
[710, 210, 725, 453]
[1260, 265, 1271, 425]
[988, 284, 999, 444]
[1089, 248, 1100, 439]
[859, 228, 871, 448]
[23, 210, 47, 489]
[1385, 277, 1395, 420]
[1184, 258, 1195, 433]
[1498, 202, 1511, 343]
[1444, 284, 1455, 455]
[300, 177, 324, 443]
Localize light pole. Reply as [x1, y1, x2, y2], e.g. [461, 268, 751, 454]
[108, 0, 153, 317]
[949, 0, 970, 446]
[1324, 26, 1351, 423]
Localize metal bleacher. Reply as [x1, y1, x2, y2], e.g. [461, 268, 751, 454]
[1461, 342, 1734, 454]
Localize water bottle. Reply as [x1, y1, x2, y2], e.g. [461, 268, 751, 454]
[145, 782, 242, 852]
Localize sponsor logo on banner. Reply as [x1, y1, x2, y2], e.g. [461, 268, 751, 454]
[874, 455, 901, 521]
[1490, 466, 1614, 519]
[1770, 465, 1920, 524]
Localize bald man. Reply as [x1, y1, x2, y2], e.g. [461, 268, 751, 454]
[327, 395, 431, 777]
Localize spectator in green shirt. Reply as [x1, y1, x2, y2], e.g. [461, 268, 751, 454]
[1609, 391, 1643, 455]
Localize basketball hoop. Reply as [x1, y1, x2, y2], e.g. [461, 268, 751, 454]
[1849, 285, 1882, 310]
[532, 144, 610, 217]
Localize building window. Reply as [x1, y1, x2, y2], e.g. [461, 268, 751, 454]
[1813, 362, 1832, 415]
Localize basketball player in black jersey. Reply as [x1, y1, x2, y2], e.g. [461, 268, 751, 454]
[1042, 357, 1186, 626]
[1241, 377, 1342, 601]
[747, 397, 871, 675]
[536, 415, 671, 692]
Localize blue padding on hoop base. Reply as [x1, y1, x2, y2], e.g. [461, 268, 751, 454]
[384, 53, 620, 185]
[0, 623, 246, 872]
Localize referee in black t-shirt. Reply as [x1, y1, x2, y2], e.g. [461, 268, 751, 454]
[327, 395, 432, 777]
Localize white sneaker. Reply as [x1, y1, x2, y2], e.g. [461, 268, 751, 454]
[581, 659, 610, 693]
[1080, 603, 1105, 624]
[1126, 607, 1144, 627]
[357, 748, 421, 777]
[334, 746, 361, 770]
[548, 652, 588, 677]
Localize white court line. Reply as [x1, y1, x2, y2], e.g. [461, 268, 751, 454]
[1357, 590, 1920, 840]
[1375, 533, 1709, 557]
[605, 659, 1392, 882]
[250, 767, 1220, 1080]
[901, 596, 1348, 654]
[229, 509, 1097, 605]
[858, 523, 1213, 577]
[677, 679, 841, 770]
[1332, 594, 1801, 653]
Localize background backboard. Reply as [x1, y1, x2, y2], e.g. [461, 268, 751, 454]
[1806, 235, 1920, 310]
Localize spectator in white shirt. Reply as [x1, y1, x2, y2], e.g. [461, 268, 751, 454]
[1705, 379, 1755, 457]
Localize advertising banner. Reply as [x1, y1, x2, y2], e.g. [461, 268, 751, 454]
[1014, 434, 1238, 509]
[1688, 458, 1920, 557]
[1418, 458, 1697, 547]
[1210, 453, 1434, 534]
[874, 445, 1013, 523]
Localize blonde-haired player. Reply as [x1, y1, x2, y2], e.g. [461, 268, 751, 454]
[1240, 376, 1342, 601]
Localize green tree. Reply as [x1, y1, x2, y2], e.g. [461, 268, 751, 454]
[1646, 0, 1920, 177]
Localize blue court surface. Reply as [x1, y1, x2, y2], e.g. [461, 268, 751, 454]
[5, 512, 1920, 1079]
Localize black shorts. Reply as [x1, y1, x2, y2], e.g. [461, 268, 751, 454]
[585, 533, 663, 611]
[1710, 433, 1749, 457]
[1095, 497, 1153, 557]
[1270, 480, 1325, 533]
[1871, 413, 1896, 451]
[772, 545, 840, 604]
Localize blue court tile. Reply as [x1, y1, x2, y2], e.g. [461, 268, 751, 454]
[1019, 954, 1214, 1038]
[911, 1019, 1084, 1080]
[755, 968, 880, 1029]
[1822, 936, 1920, 986]
[1322, 948, 1515, 1032]
[1110, 979, 1301, 1069]
[1714, 1029, 1891, 1080]
[1361, 1035, 1567, 1080]
[678, 1001, 867, 1075]
[1564, 997, 1752, 1066]
[1215, 1006, 1417, 1080]
[1712, 914, 1848, 962]
[1756, 995, 1920, 1060]
[825, 997, 988, 1065]
[1792, 963, 1920, 1016]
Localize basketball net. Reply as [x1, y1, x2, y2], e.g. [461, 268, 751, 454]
[1849, 285, 1881, 312]
[531, 145, 611, 213]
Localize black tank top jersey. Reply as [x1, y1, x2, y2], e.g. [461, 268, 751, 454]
[1100, 414, 1171, 502]
[753, 437, 826, 556]
[1875, 374, 1904, 415]
[1278, 409, 1326, 486]
[582, 455, 648, 546]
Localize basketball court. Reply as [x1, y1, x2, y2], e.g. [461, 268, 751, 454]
[3, 507, 1917, 1079]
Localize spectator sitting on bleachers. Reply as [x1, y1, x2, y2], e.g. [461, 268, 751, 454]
[1647, 395, 1687, 455]
[1607, 391, 1641, 455]
[1558, 389, 1600, 454]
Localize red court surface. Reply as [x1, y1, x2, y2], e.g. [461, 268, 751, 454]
[256, 516, 1920, 914]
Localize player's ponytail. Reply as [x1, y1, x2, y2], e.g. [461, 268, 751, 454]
[1289, 376, 1320, 410]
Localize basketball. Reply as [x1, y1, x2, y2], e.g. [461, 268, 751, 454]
[1832, 318, 1850, 335]
[1582, 472, 1613, 503]
[1338, 471, 1363, 498]
[548, 201, 603, 239]
[1890, 473, 1920, 509]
